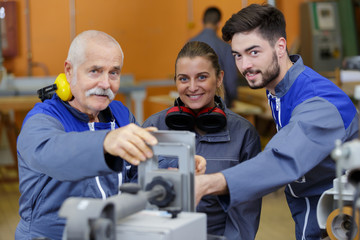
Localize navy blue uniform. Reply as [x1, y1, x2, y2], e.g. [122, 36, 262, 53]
[220, 55, 358, 239]
[143, 100, 262, 240]
[16, 94, 137, 240]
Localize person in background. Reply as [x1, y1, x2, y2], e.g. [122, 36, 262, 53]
[190, 6, 240, 107]
[143, 41, 262, 240]
[16, 30, 159, 240]
[195, 4, 359, 240]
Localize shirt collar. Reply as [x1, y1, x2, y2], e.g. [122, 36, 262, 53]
[56, 94, 114, 123]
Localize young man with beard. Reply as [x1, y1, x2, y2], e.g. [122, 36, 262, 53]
[195, 4, 358, 239]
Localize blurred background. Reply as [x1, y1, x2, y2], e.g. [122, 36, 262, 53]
[1, 0, 359, 118]
[0, 0, 359, 239]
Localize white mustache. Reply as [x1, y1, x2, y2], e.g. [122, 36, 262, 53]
[85, 87, 115, 100]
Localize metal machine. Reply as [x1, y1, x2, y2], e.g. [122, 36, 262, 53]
[317, 85, 360, 240]
[59, 130, 207, 240]
[317, 139, 360, 239]
[300, 1, 343, 73]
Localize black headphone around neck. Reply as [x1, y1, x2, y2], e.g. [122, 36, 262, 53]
[165, 95, 227, 133]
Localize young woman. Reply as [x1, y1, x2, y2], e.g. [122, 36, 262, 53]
[143, 41, 262, 240]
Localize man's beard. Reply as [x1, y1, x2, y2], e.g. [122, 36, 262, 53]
[244, 52, 280, 89]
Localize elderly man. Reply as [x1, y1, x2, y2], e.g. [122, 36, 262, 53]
[15, 30, 159, 240]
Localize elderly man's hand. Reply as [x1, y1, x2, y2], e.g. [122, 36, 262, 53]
[103, 123, 158, 165]
[195, 155, 206, 175]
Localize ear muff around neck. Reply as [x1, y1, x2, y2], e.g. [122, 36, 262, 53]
[165, 98, 196, 130]
[165, 106, 196, 130]
[37, 73, 73, 102]
[165, 96, 227, 133]
[54, 73, 73, 101]
[196, 106, 227, 133]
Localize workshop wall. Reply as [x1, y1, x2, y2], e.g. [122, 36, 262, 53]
[5, 0, 304, 80]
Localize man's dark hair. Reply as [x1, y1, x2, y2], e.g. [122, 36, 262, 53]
[222, 4, 286, 46]
[203, 7, 222, 25]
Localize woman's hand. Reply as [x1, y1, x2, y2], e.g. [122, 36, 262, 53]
[195, 155, 206, 175]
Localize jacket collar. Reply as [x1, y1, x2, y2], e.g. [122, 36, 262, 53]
[274, 55, 306, 97]
[56, 94, 114, 123]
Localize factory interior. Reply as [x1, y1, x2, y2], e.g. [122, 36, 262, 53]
[0, 0, 360, 239]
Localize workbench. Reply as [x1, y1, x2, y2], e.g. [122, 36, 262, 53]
[0, 74, 146, 182]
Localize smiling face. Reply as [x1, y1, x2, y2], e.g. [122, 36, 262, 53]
[231, 30, 283, 91]
[65, 39, 123, 121]
[175, 56, 223, 113]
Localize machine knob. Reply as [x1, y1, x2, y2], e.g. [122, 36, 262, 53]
[145, 176, 175, 208]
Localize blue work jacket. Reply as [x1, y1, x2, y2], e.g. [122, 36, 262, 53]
[16, 94, 137, 240]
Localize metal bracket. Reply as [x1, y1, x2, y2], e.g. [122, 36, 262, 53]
[138, 130, 196, 212]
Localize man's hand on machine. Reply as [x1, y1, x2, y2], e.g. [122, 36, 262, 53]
[103, 123, 158, 165]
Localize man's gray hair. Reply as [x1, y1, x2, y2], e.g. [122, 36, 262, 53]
[66, 30, 124, 71]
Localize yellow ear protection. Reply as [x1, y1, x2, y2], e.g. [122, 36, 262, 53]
[165, 95, 227, 133]
[37, 73, 73, 102]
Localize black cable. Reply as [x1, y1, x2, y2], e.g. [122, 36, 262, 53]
[37, 84, 57, 102]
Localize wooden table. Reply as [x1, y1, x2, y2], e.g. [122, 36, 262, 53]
[230, 100, 263, 125]
[0, 95, 41, 111]
[148, 95, 176, 106]
[0, 96, 40, 182]
[237, 87, 273, 119]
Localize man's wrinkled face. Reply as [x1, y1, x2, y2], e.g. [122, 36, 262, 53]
[66, 40, 122, 118]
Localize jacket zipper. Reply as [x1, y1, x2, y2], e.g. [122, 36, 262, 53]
[276, 97, 282, 130]
[270, 96, 306, 197]
[110, 120, 123, 194]
[268, 93, 282, 131]
[88, 122, 107, 200]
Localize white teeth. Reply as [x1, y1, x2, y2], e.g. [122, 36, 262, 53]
[189, 95, 200, 99]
